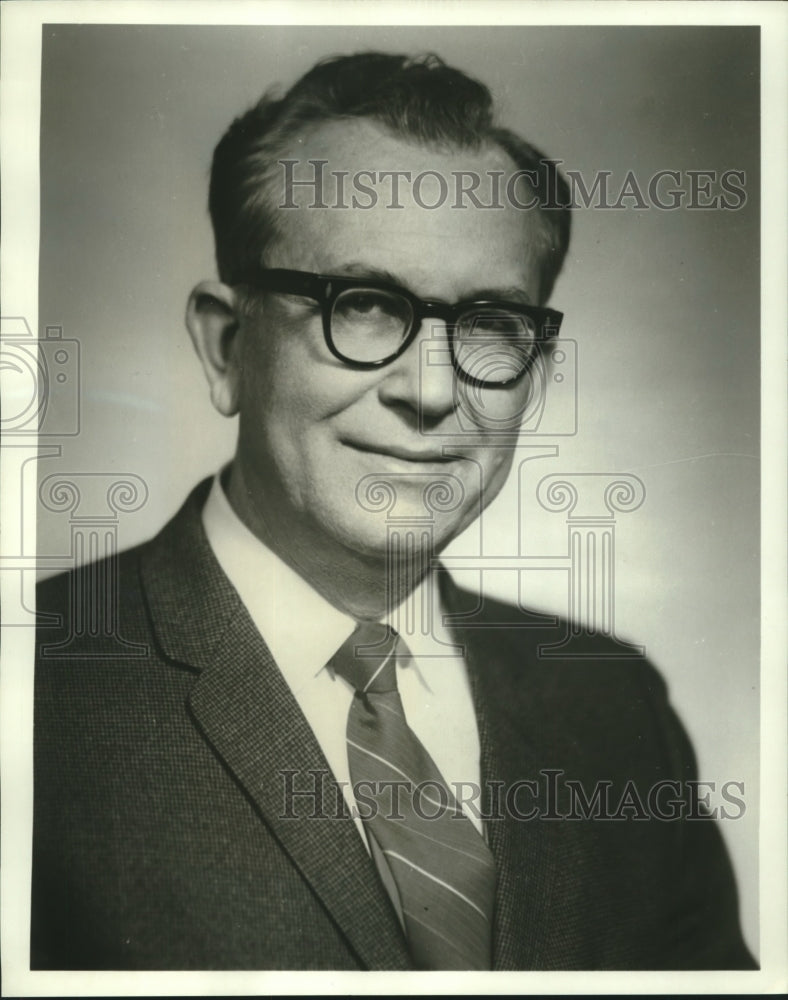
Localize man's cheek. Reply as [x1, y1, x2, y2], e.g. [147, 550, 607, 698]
[457, 382, 533, 431]
[479, 448, 517, 503]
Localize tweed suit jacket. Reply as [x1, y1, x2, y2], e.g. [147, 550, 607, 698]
[31, 479, 756, 971]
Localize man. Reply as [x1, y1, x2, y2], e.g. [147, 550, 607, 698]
[32, 52, 755, 971]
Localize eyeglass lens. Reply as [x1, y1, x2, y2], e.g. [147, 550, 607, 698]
[454, 309, 538, 385]
[329, 287, 539, 383]
[331, 289, 413, 363]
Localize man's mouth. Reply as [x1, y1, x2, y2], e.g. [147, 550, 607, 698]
[342, 440, 461, 464]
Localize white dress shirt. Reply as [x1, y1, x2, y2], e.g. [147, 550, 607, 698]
[201, 474, 483, 850]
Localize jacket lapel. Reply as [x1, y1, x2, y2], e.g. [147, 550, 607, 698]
[140, 482, 411, 970]
[442, 576, 559, 970]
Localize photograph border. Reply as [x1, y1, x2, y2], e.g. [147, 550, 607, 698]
[1, 1, 786, 995]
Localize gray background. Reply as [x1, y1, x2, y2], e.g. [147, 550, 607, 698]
[37, 25, 759, 953]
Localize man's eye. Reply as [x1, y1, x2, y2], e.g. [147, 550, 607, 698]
[333, 290, 412, 333]
[338, 292, 397, 317]
[465, 312, 534, 339]
[276, 292, 321, 315]
[478, 318, 520, 336]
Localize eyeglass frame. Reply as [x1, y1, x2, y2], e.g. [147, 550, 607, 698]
[240, 267, 564, 388]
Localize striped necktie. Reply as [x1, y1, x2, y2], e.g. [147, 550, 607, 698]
[331, 620, 496, 970]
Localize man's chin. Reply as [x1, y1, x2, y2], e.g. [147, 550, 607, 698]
[324, 508, 470, 565]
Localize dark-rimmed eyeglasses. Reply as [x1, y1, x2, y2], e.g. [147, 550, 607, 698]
[244, 268, 563, 388]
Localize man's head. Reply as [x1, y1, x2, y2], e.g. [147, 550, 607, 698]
[186, 52, 571, 599]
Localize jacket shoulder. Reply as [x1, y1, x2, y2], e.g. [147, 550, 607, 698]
[445, 579, 666, 684]
[36, 539, 152, 658]
[444, 581, 690, 776]
[36, 477, 214, 660]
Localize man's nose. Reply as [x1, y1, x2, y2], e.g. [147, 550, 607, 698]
[377, 317, 457, 422]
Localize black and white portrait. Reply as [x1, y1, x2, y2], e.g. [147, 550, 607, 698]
[2, 3, 784, 994]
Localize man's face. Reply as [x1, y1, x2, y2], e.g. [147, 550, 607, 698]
[233, 118, 547, 561]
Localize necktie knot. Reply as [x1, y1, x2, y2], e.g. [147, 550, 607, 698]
[331, 620, 399, 694]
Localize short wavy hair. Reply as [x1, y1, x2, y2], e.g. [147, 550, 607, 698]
[209, 52, 571, 302]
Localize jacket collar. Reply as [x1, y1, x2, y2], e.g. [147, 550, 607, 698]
[440, 575, 559, 970]
[140, 480, 411, 970]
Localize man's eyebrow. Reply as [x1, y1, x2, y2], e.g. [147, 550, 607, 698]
[327, 262, 402, 285]
[469, 286, 534, 305]
[327, 263, 534, 305]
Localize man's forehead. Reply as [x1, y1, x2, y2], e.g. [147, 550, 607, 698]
[267, 117, 546, 299]
[275, 117, 520, 210]
[285, 116, 513, 175]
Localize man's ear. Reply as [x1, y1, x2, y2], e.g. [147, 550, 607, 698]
[185, 281, 243, 417]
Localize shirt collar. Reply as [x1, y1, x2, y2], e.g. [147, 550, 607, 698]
[202, 473, 356, 698]
[201, 473, 440, 695]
